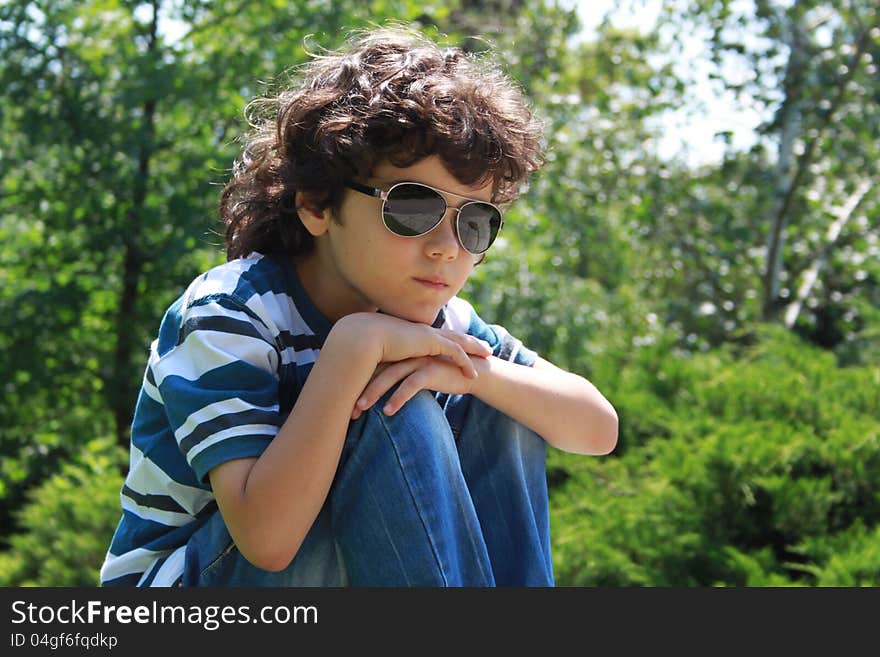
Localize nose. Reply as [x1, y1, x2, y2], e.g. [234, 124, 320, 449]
[423, 209, 461, 260]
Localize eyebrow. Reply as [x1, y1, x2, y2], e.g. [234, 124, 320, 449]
[380, 179, 493, 203]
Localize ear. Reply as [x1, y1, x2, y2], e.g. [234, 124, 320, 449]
[295, 193, 332, 237]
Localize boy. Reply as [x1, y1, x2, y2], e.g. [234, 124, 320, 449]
[100, 27, 617, 587]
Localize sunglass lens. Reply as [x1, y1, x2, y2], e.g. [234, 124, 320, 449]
[383, 184, 446, 237]
[458, 203, 501, 254]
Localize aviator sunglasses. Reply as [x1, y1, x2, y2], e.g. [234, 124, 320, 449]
[345, 180, 503, 255]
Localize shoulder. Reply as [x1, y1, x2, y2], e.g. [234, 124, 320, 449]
[443, 296, 504, 340]
[154, 253, 296, 358]
[443, 295, 538, 366]
[443, 296, 477, 333]
[183, 252, 288, 308]
[182, 252, 306, 336]
[443, 295, 502, 343]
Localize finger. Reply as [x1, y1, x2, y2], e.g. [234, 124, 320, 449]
[439, 330, 493, 357]
[357, 359, 425, 410]
[382, 370, 431, 415]
[434, 337, 478, 378]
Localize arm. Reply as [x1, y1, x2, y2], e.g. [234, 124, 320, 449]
[355, 354, 618, 456]
[469, 355, 618, 455]
[209, 320, 376, 572]
[209, 312, 491, 572]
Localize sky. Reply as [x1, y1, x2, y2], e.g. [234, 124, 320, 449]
[569, 0, 767, 166]
[146, 0, 768, 168]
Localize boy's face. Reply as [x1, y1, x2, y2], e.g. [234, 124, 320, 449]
[297, 155, 491, 325]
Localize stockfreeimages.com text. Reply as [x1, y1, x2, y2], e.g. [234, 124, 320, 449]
[11, 599, 317, 631]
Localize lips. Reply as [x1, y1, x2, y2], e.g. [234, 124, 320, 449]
[413, 276, 449, 288]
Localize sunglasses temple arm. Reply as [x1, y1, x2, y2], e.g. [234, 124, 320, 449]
[346, 181, 386, 199]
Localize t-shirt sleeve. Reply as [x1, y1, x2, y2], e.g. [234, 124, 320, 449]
[151, 293, 281, 484]
[444, 296, 538, 367]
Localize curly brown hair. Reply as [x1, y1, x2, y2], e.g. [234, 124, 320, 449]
[220, 26, 546, 260]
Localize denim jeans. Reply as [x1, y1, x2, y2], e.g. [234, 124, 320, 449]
[182, 389, 553, 587]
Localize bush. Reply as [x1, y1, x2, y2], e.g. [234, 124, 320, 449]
[0, 438, 125, 586]
[549, 323, 880, 586]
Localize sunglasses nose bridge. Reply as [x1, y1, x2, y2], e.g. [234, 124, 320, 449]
[430, 195, 459, 229]
[436, 204, 461, 238]
[417, 202, 461, 259]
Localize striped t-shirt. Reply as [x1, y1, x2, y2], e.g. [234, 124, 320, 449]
[100, 252, 537, 586]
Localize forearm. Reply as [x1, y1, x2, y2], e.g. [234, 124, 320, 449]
[469, 355, 618, 455]
[213, 311, 492, 570]
[214, 318, 379, 570]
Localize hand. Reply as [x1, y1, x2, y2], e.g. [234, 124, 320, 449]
[333, 312, 492, 380]
[350, 354, 485, 419]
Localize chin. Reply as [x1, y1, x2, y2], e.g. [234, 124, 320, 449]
[380, 305, 443, 325]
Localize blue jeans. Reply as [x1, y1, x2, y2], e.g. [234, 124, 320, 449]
[182, 390, 553, 586]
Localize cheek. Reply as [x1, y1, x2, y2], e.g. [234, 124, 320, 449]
[447, 259, 476, 292]
[338, 227, 404, 281]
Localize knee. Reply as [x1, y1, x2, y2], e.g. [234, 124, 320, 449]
[342, 390, 452, 468]
[371, 389, 451, 438]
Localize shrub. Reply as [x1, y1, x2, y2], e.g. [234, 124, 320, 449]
[550, 324, 880, 586]
[0, 438, 125, 586]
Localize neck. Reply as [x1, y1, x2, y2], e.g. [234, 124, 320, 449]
[292, 250, 377, 324]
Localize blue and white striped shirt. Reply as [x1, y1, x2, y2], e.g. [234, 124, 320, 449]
[100, 252, 536, 586]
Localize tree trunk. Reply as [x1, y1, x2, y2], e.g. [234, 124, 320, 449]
[762, 12, 872, 323]
[783, 179, 874, 328]
[111, 2, 158, 449]
[761, 13, 806, 321]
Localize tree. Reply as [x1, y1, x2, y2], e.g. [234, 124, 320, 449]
[0, 0, 470, 544]
[1, 0, 610, 583]
[647, 0, 880, 356]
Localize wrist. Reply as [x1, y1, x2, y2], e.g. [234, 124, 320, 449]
[468, 354, 495, 398]
[328, 312, 382, 362]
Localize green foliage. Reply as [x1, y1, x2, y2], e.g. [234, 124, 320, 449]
[1, 0, 878, 587]
[0, 0, 469, 548]
[0, 438, 126, 586]
[549, 324, 880, 586]
[654, 0, 880, 354]
[800, 521, 880, 586]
